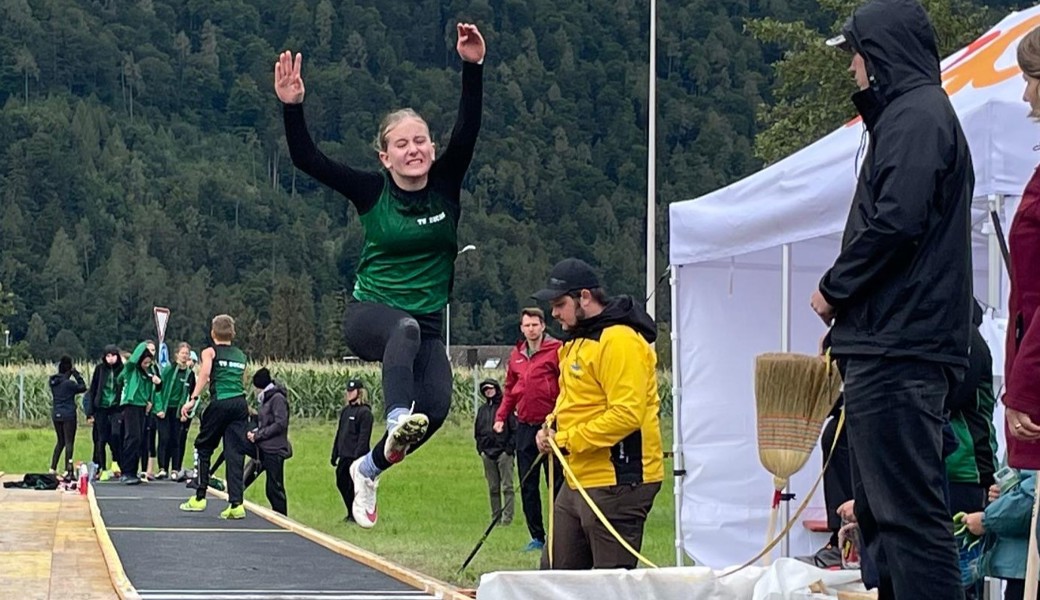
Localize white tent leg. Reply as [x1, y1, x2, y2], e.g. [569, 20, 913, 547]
[671, 264, 686, 566]
[780, 244, 793, 559]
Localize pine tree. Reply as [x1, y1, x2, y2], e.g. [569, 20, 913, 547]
[26, 313, 50, 362]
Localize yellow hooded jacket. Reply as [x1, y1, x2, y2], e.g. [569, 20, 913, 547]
[550, 296, 664, 489]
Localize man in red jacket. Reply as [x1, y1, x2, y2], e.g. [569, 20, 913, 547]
[494, 307, 563, 552]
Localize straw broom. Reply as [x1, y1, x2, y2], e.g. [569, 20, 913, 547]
[755, 352, 843, 564]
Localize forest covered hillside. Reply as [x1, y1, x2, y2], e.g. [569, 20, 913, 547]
[0, 0, 1022, 361]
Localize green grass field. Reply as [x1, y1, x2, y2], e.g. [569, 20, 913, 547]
[0, 420, 676, 587]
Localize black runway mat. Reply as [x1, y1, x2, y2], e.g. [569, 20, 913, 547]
[94, 481, 440, 600]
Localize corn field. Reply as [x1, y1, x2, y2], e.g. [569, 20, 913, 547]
[0, 362, 673, 423]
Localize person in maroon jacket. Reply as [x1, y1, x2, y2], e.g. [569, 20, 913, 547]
[494, 307, 563, 552]
[1004, 27, 1040, 471]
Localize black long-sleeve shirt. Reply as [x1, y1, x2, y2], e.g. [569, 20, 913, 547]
[333, 404, 374, 462]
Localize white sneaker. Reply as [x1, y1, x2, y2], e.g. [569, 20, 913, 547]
[349, 457, 379, 529]
[383, 412, 429, 464]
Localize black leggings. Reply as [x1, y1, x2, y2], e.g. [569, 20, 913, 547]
[51, 419, 77, 471]
[1005, 579, 1040, 600]
[342, 301, 453, 471]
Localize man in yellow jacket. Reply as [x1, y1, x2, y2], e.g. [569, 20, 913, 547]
[531, 258, 663, 569]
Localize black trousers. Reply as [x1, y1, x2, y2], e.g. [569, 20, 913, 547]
[91, 416, 104, 467]
[516, 422, 564, 543]
[948, 482, 986, 515]
[335, 457, 359, 518]
[157, 415, 188, 472]
[94, 406, 122, 470]
[51, 419, 77, 472]
[844, 357, 963, 600]
[243, 450, 288, 516]
[1005, 579, 1040, 600]
[175, 418, 192, 472]
[141, 414, 158, 467]
[821, 414, 853, 541]
[194, 397, 249, 505]
[121, 405, 147, 477]
[343, 301, 452, 471]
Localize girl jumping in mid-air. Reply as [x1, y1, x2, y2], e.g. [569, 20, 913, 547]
[275, 22, 485, 528]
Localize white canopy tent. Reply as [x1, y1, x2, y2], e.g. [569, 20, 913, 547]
[668, 5, 1040, 568]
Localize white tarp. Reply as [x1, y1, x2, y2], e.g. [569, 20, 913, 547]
[669, 5, 1040, 569]
[477, 559, 868, 600]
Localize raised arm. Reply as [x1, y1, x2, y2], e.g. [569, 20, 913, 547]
[433, 24, 485, 186]
[276, 50, 384, 214]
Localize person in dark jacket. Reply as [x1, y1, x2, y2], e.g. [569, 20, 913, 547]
[50, 356, 87, 476]
[85, 345, 124, 477]
[945, 301, 997, 516]
[475, 379, 516, 524]
[332, 379, 374, 522]
[812, 2, 974, 598]
[245, 368, 291, 516]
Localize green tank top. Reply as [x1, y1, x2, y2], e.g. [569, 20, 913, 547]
[354, 174, 459, 315]
[210, 345, 247, 401]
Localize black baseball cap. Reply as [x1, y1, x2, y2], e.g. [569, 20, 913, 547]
[346, 379, 364, 391]
[532, 258, 600, 302]
[825, 16, 855, 52]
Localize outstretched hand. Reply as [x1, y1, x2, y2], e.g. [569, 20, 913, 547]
[456, 23, 486, 64]
[274, 50, 306, 104]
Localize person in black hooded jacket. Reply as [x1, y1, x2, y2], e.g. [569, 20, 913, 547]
[245, 368, 292, 516]
[85, 345, 124, 475]
[810, 2, 974, 598]
[50, 356, 87, 476]
[474, 378, 516, 524]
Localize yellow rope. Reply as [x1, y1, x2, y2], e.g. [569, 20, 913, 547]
[546, 435, 659, 569]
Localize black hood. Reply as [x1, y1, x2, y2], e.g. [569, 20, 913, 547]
[570, 295, 657, 343]
[480, 378, 503, 404]
[99, 345, 123, 369]
[843, 0, 940, 115]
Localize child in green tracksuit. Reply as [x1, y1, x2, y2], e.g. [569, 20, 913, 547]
[119, 341, 162, 485]
[156, 342, 197, 481]
[180, 315, 250, 519]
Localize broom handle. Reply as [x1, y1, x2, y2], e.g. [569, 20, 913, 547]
[1026, 475, 1040, 600]
[764, 506, 778, 566]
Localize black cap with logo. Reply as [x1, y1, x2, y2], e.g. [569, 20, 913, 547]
[346, 378, 364, 391]
[531, 258, 600, 302]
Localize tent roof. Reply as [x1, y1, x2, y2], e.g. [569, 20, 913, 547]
[669, 4, 1040, 266]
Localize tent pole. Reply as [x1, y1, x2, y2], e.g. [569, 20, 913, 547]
[645, 0, 657, 321]
[781, 243, 793, 558]
[987, 194, 1003, 313]
[670, 264, 686, 567]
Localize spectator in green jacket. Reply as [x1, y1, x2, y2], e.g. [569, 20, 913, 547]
[119, 341, 161, 485]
